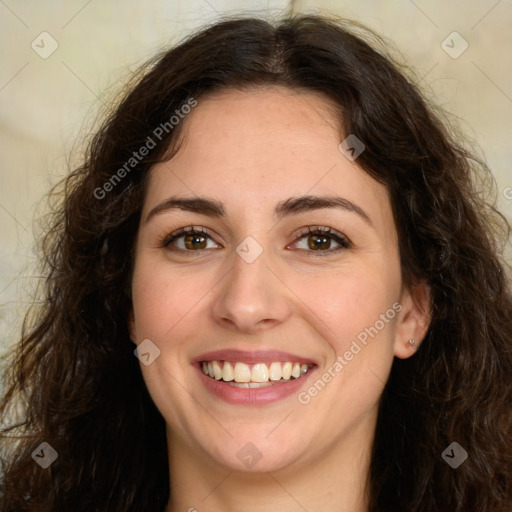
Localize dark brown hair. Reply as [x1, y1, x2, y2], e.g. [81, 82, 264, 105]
[1, 14, 511, 512]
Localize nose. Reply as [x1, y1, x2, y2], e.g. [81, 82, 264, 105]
[211, 244, 292, 334]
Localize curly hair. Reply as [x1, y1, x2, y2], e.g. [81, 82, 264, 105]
[1, 13, 511, 512]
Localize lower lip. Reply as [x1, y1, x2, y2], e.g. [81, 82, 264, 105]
[195, 364, 316, 406]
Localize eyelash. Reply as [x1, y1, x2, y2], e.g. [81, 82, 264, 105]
[159, 225, 352, 256]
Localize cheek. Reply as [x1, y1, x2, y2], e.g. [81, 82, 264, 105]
[301, 263, 401, 413]
[130, 257, 202, 432]
[130, 254, 209, 342]
[294, 260, 401, 354]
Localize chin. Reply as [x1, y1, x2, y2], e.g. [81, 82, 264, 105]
[224, 446, 302, 473]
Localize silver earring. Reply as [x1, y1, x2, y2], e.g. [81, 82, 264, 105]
[408, 339, 416, 347]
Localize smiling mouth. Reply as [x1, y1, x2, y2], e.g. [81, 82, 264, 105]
[201, 360, 314, 388]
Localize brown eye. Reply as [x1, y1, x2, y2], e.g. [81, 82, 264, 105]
[161, 225, 351, 256]
[182, 232, 207, 250]
[293, 226, 351, 254]
[307, 234, 331, 250]
[162, 227, 219, 252]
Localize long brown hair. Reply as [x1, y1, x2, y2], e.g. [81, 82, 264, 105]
[1, 14, 511, 512]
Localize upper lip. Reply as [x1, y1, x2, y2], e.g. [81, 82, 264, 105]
[193, 349, 317, 366]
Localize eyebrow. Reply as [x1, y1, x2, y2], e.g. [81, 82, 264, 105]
[145, 194, 374, 227]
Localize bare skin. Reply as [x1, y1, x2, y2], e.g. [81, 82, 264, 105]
[128, 86, 430, 511]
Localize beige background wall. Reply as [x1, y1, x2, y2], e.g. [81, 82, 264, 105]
[1, 0, 511, 354]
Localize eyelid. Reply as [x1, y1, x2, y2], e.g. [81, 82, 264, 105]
[292, 225, 350, 244]
[160, 225, 217, 248]
[289, 225, 352, 254]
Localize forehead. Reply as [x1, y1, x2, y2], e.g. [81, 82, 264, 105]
[144, 86, 393, 235]
[172, 86, 344, 178]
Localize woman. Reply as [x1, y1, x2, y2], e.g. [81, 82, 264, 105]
[1, 13, 511, 512]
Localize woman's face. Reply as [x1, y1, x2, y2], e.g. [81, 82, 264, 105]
[130, 86, 427, 474]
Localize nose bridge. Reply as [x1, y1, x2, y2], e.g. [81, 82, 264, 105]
[211, 236, 289, 332]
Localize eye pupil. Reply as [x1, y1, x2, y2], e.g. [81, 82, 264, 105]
[308, 235, 329, 250]
[185, 233, 207, 250]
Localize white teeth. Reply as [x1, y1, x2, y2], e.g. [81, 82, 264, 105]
[269, 362, 282, 381]
[251, 363, 269, 383]
[282, 362, 292, 380]
[201, 360, 313, 384]
[222, 361, 234, 381]
[212, 360, 222, 380]
[233, 362, 251, 383]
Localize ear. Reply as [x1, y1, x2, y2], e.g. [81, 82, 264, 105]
[128, 308, 137, 345]
[394, 281, 431, 359]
